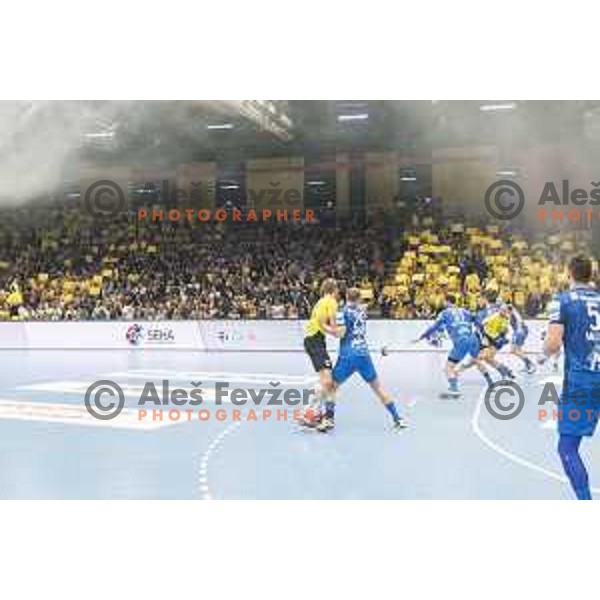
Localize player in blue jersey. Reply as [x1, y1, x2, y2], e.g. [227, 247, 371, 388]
[544, 255, 600, 500]
[506, 303, 536, 374]
[416, 293, 493, 398]
[309, 288, 407, 433]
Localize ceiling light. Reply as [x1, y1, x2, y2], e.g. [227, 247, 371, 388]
[337, 113, 369, 122]
[479, 103, 516, 112]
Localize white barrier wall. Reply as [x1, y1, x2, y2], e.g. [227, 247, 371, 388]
[0, 320, 547, 352]
[0, 322, 28, 349]
[0, 321, 203, 350]
[201, 319, 546, 353]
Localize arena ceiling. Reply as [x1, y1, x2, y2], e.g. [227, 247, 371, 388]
[77, 100, 600, 166]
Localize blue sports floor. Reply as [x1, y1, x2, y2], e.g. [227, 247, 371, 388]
[0, 349, 591, 499]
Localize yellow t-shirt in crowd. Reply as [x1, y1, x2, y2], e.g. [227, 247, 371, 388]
[305, 295, 338, 337]
[465, 273, 481, 293]
[485, 278, 499, 293]
[466, 293, 479, 311]
[7, 291, 23, 306]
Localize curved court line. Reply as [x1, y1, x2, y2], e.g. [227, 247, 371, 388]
[197, 421, 243, 500]
[471, 388, 600, 494]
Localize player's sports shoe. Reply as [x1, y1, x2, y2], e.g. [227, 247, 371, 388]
[298, 408, 322, 428]
[392, 418, 408, 431]
[439, 389, 461, 399]
[498, 367, 516, 380]
[315, 417, 335, 433]
[524, 363, 536, 375]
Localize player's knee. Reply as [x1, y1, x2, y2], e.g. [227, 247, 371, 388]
[319, 371, 332, 386]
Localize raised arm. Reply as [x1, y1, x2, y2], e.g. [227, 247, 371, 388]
[418, 313, 444, 341]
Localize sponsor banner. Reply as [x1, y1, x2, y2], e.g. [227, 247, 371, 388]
[199, 319, 547, 353]
[19, 321, 204, 350]
[120, 322, 202, 349]
[199, 320, 306, 351]
[0, 319, 547, 351]
[199, 320, 427, 352]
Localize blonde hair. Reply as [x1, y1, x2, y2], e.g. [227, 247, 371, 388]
[346, 287, 361, 303]
[320, 278, 338, 296]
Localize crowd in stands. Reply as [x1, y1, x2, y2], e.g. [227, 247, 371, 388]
[0, 197, 590, 321]
[383, 220, 582, 319]
[0, 199, 396, 320]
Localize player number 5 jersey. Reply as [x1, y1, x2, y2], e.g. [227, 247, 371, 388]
[549, 284, 600, 374]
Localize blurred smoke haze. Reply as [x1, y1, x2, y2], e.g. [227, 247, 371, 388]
[2, 100, 600, 211]
[0, 100, 203, 205]
[0, 101, 120, 204]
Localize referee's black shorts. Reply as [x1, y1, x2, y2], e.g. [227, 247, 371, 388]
[303, 332, 332, 372]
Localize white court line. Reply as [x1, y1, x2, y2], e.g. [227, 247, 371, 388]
[197, 421, 243, 500]
[0, 399, 174, 430]
[471, 386, 600, 493]
[18, 381, 220, 401]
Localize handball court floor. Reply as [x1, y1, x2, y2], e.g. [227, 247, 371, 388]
[0, 348, 591, 500]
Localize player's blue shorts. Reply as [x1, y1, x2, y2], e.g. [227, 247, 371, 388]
[448, 334, 480, 364]
[558, 373, 600, 436]
[333, 352, 377, 384]
[511, 327, 528, 347]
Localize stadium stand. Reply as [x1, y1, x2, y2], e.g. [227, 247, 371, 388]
[0, 199, 590, 321]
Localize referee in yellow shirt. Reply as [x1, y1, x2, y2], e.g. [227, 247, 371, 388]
[303, 278, 340, 420]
